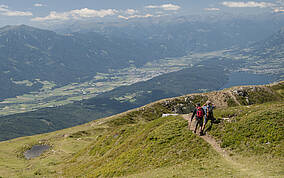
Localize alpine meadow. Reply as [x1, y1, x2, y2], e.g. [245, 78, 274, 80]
[0, 0, 283, 177]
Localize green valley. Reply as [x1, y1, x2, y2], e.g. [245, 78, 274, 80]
[0, 56, 230, 141]
[0, 50, 203, 116]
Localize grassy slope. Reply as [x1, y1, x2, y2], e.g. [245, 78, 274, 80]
[208, 102, 284, 177]
[207, 82, 284, 177]
[0, 82, 283, 177]
[63, 116, 239, 177]
[0, 117, 243, 178]
[208, 101, 283, 175]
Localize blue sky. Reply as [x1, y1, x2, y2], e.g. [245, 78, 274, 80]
[0, 0, 283, 26]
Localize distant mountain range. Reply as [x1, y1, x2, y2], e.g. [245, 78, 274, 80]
[259, 27, 284, 51]
[55, 15, 284, 51]
[1, 22, 283, 101]
[237, 27, 284, 75]
[0, 25, 185, 100]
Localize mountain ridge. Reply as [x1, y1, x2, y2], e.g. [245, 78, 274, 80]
[0, 81, 283, 177]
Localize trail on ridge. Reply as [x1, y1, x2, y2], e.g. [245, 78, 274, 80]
[182, 114, 264, 178]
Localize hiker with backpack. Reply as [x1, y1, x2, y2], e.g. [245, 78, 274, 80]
[202, 100, 215, 132]
[190, 103, 205, 135]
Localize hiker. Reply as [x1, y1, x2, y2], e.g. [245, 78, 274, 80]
[190, 103, 205, 135]
[202, 100, 215, 132]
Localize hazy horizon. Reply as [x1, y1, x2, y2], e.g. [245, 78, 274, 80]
[0, 0, 283, 28]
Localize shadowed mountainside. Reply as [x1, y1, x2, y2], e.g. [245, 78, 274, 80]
[0, 25, 186, 100]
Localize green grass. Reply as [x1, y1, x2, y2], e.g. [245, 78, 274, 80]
[124, 158, 244, 178]
[210, 102, 284, 155]
[0, 115, 250, 178]
[108, 103, 171, 127]
[208, 101, 284, 176]
[0, 82, 283, 177]
[62, 116, 237, 177]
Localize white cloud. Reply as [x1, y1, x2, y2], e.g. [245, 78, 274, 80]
[118, 15, 127, 20]
[274, 0, 284, 13]
[161, 4, 181, 11]
[271, 0, 284, 13]
[204, 8, 220, 11]
[31, 8, 117, 22]
[118, 13, 154, 20]
[2, 11, 33, 16]
[0, 5, 32, 16]
[222, 1, 274, 8]
[125, 9, 137, 15]
[34, 3, 45, 7]
[31, 11, 69, 21]
[274, 8, 284, 12]
[145, 5, 157, 9]
[70, 8, 117, 19]
[145, 4, 180, 11]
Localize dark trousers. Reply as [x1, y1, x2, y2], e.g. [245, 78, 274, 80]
[194, 117, 203, 133]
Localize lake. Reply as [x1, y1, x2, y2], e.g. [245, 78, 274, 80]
[24, 145, 50, 159]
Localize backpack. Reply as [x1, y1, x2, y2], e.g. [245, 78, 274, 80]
[207, 106, 214, 117]
[196, 107, 204, 118]
[208, 106, 213, 113]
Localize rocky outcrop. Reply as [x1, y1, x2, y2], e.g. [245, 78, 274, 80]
[144, 82, 283, 115]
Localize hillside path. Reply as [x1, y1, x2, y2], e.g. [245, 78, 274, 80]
[226, 91, 242, 106]
[182, 114, 229, 157]
[182, 114, 264, 178]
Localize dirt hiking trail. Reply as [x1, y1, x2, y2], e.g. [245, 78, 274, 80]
[182, 114, 265, 178]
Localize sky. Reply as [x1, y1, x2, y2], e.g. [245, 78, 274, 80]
[0, 0, 283, 27]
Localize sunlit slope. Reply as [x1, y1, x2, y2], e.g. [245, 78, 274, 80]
[0, 114, 246, 177]
[0, 82, 283, 177]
